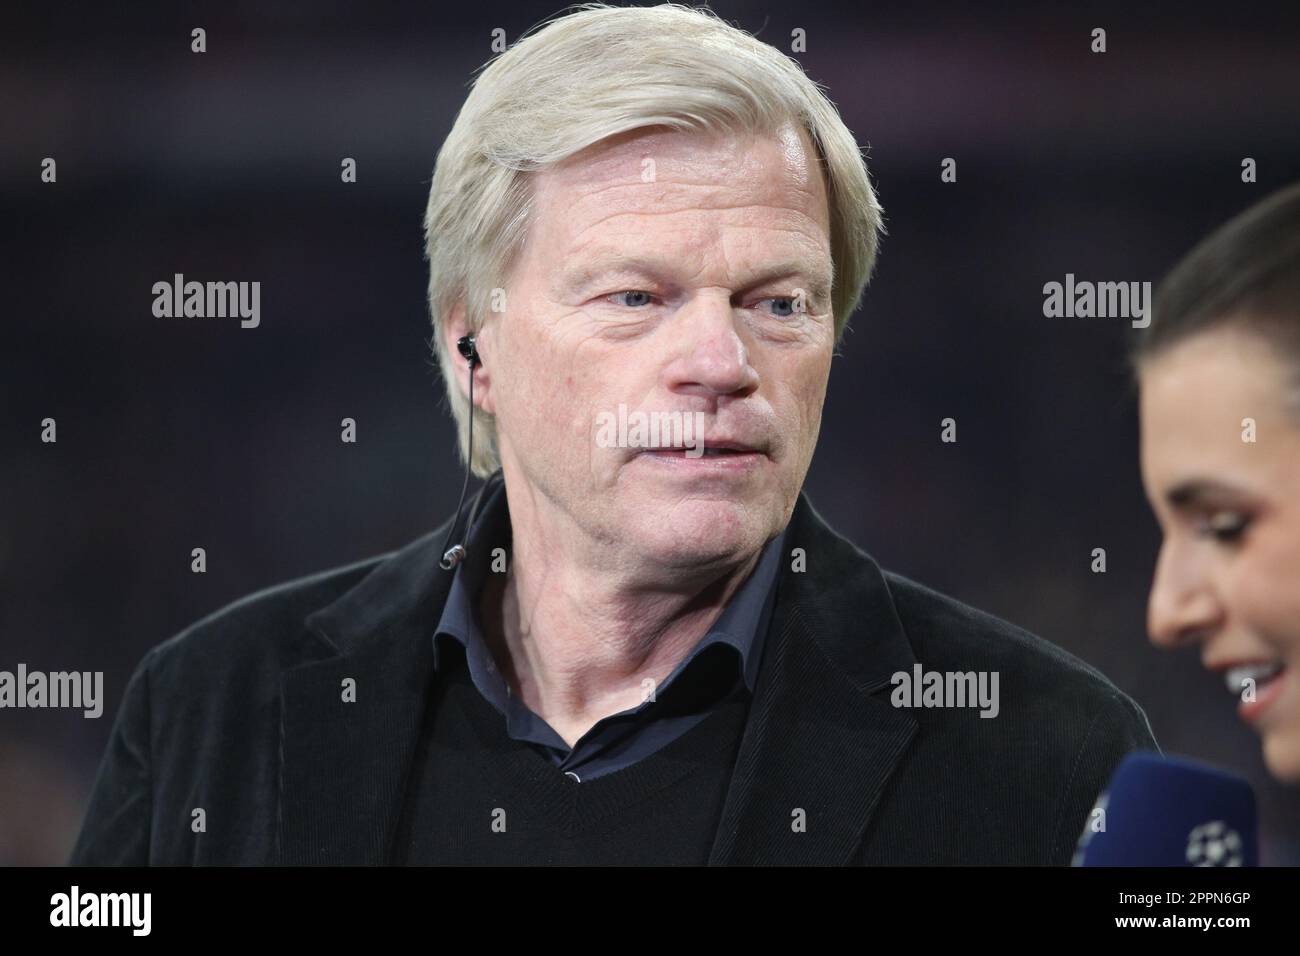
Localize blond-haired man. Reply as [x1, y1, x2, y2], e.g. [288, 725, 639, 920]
[72, 3, 1155, 866]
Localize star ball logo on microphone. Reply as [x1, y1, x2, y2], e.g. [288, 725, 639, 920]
[595, 403, 707, 457]
[1186, 820, 1245, 867]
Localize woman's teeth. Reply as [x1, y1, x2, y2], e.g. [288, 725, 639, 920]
[1224, 662, 1284, 696]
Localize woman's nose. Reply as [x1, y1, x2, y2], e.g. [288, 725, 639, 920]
[1147, 542, 1224, 649]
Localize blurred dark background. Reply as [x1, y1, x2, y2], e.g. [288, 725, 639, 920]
[3, 0, 1299, 865]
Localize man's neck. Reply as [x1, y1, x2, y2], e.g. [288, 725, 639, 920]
[476, 525, 763, 748]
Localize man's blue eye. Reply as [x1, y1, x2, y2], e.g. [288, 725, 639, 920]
[608, 292, 803, 314]
[767, 297, 796, 317]
[612, 291, 653, 307]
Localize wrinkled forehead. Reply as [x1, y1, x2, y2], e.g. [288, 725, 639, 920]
[526, 122, 831, 247]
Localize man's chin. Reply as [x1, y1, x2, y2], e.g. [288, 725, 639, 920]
[619, 499, 768, 570]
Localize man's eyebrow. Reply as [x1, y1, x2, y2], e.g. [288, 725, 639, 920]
[556, 251, 833, 298]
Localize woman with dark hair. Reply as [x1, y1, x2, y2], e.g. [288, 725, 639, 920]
[1134, 181, 1300, 784]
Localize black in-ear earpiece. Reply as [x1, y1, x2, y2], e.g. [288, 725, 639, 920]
[441, 333, 484, 570]
[457, 335, 480, 367]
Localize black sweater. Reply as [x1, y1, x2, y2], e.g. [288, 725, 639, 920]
[392, 649, 750, 865]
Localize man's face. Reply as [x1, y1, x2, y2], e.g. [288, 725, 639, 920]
[477, 122, 835, 574]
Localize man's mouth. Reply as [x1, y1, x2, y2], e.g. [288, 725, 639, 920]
[698, 446, 749, 457]
[637, 440, 767, 465]
[653, 446, 756, 456]
[640, 439, 763, 455]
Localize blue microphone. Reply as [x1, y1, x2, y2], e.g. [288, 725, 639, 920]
[1073, 753, 1258, 866]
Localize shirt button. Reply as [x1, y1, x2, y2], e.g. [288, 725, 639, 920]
[565, 770, 581, 783]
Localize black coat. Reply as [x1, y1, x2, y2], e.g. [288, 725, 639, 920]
[69, 492, 1158, 865]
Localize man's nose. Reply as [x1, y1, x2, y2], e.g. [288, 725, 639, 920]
[667, 293, 759, 397]
[1147, 541, 1224, 649]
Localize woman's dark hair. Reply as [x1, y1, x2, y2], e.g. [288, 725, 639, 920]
[1131, 181, 1300, 371]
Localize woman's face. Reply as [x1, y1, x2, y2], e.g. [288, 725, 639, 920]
[1139, 324, 1300, 784]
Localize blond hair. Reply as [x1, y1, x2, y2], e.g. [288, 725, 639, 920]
[424, 2, 885, 475]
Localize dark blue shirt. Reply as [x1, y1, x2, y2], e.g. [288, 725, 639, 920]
[432, 479, 785, 782]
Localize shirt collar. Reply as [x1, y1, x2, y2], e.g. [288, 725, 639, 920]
[432, 479, 786, 694]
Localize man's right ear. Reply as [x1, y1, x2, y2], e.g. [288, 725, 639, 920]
[442, 302, 493, 410]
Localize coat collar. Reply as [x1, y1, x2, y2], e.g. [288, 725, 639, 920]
[279, 488, 918, 864]
[704, 493, 918, 864]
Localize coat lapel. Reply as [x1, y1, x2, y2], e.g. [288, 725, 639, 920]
[708, 495, 919, 865]
[279, 523, 454, 864]
[278, 490, 919, 865]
